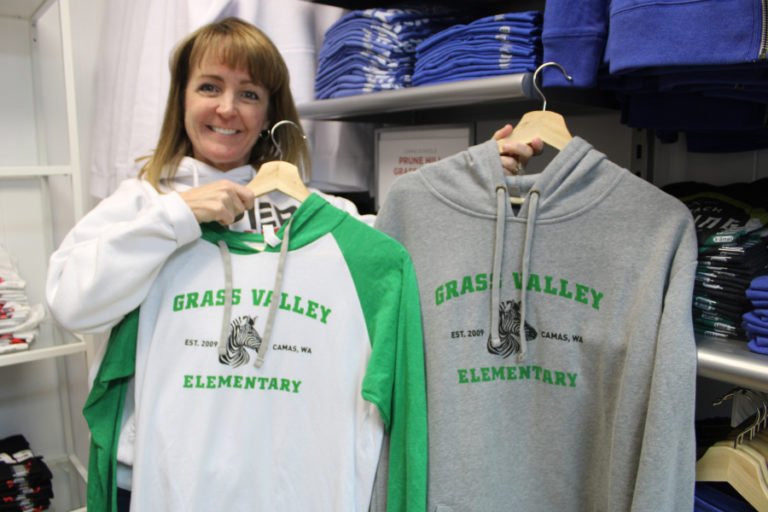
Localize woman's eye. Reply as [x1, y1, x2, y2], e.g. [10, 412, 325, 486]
[198, 83, 217, 93]
[242, 90, 259, 101]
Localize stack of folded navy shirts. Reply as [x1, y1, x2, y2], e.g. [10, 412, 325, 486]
[0, 435, 53, 512]
[695, 234, 768, 340]
[663, 179, 768, 340]
[314, 8, 464, 99]
[411, 11, 542, 87]
[744, 276, 768, 355]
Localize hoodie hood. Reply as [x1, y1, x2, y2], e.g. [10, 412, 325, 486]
[413, 137, 623, 361]
[419, 137, 622, 221]
[160, 157, 255, 191]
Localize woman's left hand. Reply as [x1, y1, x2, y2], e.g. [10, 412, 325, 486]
[492, 123, 544, 174]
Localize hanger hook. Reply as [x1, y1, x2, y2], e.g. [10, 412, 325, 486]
[532, 62, 572, 112]
[269, 120, 306, 161]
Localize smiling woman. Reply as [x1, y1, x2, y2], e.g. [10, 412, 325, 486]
[183, 55, 271, 171]
[130, 18, 312, 226]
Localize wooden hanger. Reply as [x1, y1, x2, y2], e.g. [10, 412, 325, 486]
[697, 441, 768, 511]
[696, 389, 768, 510]
[247, 161, 309, 201]
[247, 120, 310, 201]
[498, 62, 574, 153]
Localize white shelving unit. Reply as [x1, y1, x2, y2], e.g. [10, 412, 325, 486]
[1, 0, 88, 510]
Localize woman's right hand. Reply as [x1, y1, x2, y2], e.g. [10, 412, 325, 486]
[179, 180, 255, 225]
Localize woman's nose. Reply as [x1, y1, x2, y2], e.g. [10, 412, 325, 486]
[216, 93, 236, 116]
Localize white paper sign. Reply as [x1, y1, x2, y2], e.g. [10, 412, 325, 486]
[375, 125, 472, 209]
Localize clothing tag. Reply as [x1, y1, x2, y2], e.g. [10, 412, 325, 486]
[264, 227, 281, 247]
[731, 391, 768, 427]
[12, 449, 34, 462]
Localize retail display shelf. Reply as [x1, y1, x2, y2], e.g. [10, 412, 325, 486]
[297, 73, 536, 122]
[697, 335, 768, 392]
[298, 73, 619, 124]
[303, 0, 537, 12]
[0, 165, 75, 178]
[0, 321, 86, 368]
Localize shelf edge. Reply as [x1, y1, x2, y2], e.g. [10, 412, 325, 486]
[0, 165, 73, 178]
[298, 73, 532, 120]
[0, 339, 87, 367]
[697, 335, 768, 392]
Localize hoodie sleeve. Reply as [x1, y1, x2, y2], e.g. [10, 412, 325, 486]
[362, 256, 427, 512]
[542, 0, 609, 88]
[610, 217, 697, 511]
[629, 254, 698, 511]
[333, 216, 427, 512]
[46, 179, 201, 333]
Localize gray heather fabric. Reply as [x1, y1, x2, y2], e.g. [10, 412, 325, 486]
[374, 137, 698, 511]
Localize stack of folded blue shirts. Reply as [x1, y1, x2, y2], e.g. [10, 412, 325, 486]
[744, 276, 768, 355]
[314, 8, 464, 99]
[411, 11, 542, 87]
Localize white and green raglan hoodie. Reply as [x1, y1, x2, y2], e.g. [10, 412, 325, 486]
[375, 138, 699, 511]
[77, 194, 426, 511]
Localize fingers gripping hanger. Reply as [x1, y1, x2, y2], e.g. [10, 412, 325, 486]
[498, 62, 574, 154]
[247, 120, 310, 201]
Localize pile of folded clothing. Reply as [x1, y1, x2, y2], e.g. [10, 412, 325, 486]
[0, 246, 45, 355]
[0, 435, 53, 511]
[412, 11, 542, 87]
[315, 8, 466, 99]
[664, 179, 768, 340]
[743, 276, 768, 355]
[695, 234, 768, 340]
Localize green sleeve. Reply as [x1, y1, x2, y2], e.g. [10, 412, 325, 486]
[333, 217, 428, 512]
[82, 308, 139, 512]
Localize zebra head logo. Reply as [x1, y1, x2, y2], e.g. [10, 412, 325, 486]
[219, 315, 262, 368]
[487, 300, 537, 358]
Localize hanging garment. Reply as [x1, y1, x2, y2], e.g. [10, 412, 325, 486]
[83, 194, 427, 512]
[540, 0, 768, 152]
[47, 157, 371, 335]
[374, 137, 699, 511]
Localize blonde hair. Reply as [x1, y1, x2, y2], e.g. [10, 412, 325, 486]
[139, 17, 310, 189]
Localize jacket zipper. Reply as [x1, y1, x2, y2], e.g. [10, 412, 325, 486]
[761, 0, 768, 59]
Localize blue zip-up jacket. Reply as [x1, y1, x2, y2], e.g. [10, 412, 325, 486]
[542, 0, 768, 88]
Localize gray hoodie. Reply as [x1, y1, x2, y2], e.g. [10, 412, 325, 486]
[374, 137, 698, 511]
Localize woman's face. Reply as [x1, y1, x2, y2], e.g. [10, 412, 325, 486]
[184, 52, 270, 171]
